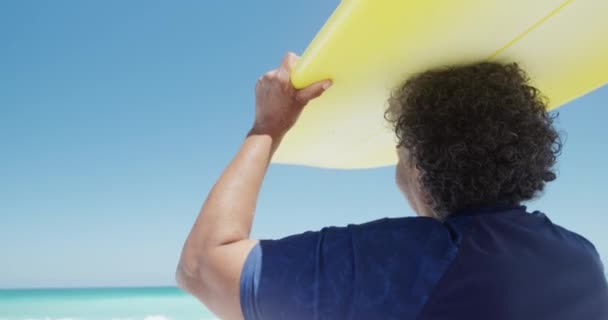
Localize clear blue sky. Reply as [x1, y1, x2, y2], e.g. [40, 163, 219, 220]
[1, 1, 606, 289]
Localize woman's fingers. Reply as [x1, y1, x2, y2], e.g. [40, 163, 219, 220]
[278, 52, 298, 82]
[295, 80, 333, 105]
[280, 52, 298, 72]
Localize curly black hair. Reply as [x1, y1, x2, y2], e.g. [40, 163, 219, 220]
[385, 62, 562, 219]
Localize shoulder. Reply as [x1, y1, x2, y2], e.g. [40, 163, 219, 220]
[348, 216, 444, 230]
[536, 211, 601, 256]
[246, 215, 452, 281]
[509, 210, 603, 269]
[240, 217, 460, 319]
[259, 216, 447, 249]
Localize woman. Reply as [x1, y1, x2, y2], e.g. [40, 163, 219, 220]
[177, 52, 608, 319]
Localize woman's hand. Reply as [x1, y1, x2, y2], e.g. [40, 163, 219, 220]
[251, 52, 332, 140]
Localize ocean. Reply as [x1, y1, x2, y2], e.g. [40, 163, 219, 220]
[0, 287, 217, 320]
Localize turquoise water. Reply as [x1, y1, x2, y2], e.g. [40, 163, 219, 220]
[0, 287, 216, 320]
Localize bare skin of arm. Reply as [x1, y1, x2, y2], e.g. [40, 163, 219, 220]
[176, 52, 332, 320]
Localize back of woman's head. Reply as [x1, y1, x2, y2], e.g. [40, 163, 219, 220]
[385, 62, 563, 219]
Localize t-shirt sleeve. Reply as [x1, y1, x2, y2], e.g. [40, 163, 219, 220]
[239, 227, 355, 320]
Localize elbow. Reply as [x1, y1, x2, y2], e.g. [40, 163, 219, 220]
[176, 252, 206, 295]
[176, 255, 218, 311]
[175, 262, 192, 293]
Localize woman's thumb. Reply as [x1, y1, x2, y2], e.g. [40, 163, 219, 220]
[295, 80, 332, 105]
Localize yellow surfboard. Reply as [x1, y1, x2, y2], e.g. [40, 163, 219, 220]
[272, 0, 608, 169]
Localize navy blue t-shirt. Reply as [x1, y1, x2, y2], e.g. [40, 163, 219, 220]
[239, 206, 608, 319]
